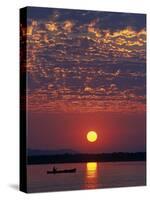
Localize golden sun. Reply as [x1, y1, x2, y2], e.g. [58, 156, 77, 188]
[86, 131, 98, 142]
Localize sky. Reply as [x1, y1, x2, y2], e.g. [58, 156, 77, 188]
[21, 7, 146, 153]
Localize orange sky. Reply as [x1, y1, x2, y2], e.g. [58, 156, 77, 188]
[28, 111, 146, 153]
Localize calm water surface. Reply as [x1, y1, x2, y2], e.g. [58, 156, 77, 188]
[27, 161, 146, 192]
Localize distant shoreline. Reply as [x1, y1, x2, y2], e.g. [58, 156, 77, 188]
[27, 152, 146, 165]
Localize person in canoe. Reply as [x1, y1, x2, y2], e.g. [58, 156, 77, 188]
[53, 166, 57, 173]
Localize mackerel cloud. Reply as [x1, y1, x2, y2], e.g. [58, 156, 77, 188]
[20, 8, 146, 113]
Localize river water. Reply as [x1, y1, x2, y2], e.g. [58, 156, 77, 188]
[27, 161, 146, 193]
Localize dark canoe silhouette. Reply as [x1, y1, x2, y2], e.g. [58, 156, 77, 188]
[47, 168, 76, 174]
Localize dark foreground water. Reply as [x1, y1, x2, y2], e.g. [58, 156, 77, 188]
[27, 161, 146, 193]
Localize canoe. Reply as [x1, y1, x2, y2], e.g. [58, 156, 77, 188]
[47, 168, 76, 174]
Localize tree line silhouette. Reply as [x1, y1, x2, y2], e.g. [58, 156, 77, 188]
[28, 152, 146, 164]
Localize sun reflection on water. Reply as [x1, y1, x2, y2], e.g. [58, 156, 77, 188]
[85, 162, 98, 189]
